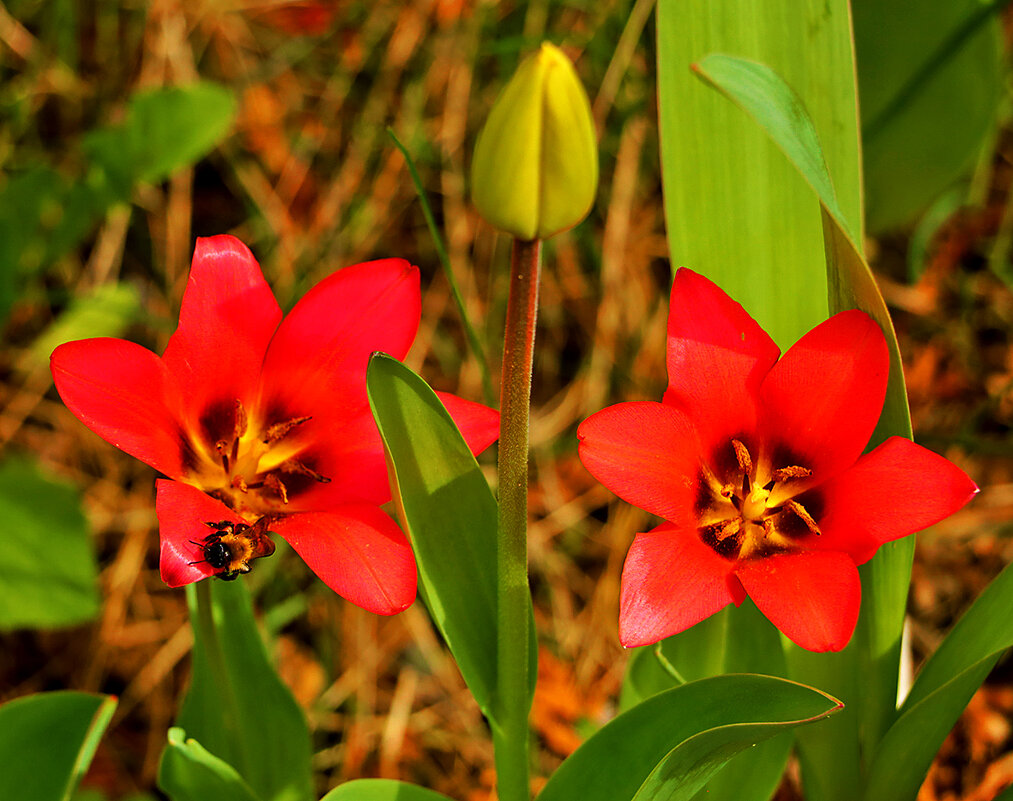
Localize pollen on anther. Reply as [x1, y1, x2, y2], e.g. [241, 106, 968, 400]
[772, 465, 813, 483]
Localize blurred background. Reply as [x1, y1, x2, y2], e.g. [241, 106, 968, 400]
[0, 1, 1011, 799]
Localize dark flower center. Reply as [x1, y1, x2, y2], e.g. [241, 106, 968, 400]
[189, 398, 330, 516]
[698, 438, 820, 561]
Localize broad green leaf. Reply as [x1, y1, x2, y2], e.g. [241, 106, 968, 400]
[84, 83, 236, 198]
[620, 604, 790, 801]
[863, 560, 1013, 801]
[657, 0, 861, 350]
[177, 581, 312, 801]
[366, 353, 536, 721]
[31, 283, 141, 366]
[0, 457, 99, 629]
[538, 674, 841, 801]
[0, 691, 116, 801]
[158, 728, 261, 801]
[856, 0, 1003, 232]
[320, 779, 456, 801]
[693, 53, 918, 763]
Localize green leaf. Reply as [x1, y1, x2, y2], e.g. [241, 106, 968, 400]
[177, 581, 312, 801]
[320, 779, 456, 801]
[0, 691, 116, 801]
[856, 0, 1003, 232]
[538, 674, 841, 801]
[84, 83, 236, 198]
[158, 728, 262, 801]
[621, 604, 791, 801]
[0, 457, 100, 629]
[366, 353, 536, 721]
[31, 283, 141, 366]
[691, 52, 918, 798]
[863, 560, 1013, 801]
[657, 0, 861, 349]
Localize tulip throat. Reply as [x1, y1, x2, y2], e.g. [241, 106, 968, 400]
[189, 398, 330, 517]
[699, 438, 821, 561]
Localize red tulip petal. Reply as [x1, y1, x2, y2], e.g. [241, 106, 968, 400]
[51, 338, 185, 477]
[283, 408, 391, 509]
[286, 391, 498, 511]
[663, 268, 780, 450]
[578, 401, 701, 525]
[736, 551, 860, 653]
[619, 523, 740, 647]
[760, 310, 888, 483]
[156, 479, 246, 587]
[272, 506, 417, 614]
[434, 391, 500, 456]
[812, 436, 978, 564]
[259, 259, 420, 418]
[162, 236, 282, 430]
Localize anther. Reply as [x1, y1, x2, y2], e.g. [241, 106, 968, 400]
[263, 473, 290, 504]
[731, 439, 753, 475]
[234, 399, 248, 439]
[772, 465, 813, 483]
[263, 416, 311, 444]
[784, 499, 822, 536]
[282, 458, 332, 484]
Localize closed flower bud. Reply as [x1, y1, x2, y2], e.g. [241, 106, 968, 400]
[471, 43, 598, 240]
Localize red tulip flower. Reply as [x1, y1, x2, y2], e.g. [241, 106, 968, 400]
[578, 268, 977, 652]
[51, 235, 498, 615]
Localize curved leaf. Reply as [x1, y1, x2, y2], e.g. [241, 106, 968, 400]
[620, 604, 791, 801]
[537, 674, 841, 801]
[0, 691, 116, 801]
[321, 779, 456, 801]
[158, 728, 261, 801]
[864, 560, 1013, 801]
[366, 353, 535, 722]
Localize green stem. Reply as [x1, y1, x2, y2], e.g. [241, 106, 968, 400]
[192, 581, 246, 773]
[387, 127, 496, 406]
[494, 237, 541, 801]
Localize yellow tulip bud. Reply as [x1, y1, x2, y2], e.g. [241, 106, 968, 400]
[471, 43, 598, 241]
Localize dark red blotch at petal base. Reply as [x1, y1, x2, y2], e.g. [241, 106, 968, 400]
[156, 479, 247, 587]
[271, 506, 417, 615]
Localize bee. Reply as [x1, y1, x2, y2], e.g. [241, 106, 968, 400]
[189, 517, 276, 580]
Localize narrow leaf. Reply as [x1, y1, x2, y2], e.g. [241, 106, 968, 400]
[657, 0, 861, 349]
[177, 580, 312, 801]
[0, 457, 99, 629]
[366, 353, 536, 721]
[537, 674, 841, 801]
[856, 0, 1003, 231]
[0, 691, 116, 801]
[158, 728, 262, 801]
[321, 779, 456, 801]
[864, 560, 1013, 801]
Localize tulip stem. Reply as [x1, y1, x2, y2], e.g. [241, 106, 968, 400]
[192, 581, 246, 773]
[494, 237, 541, 801]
